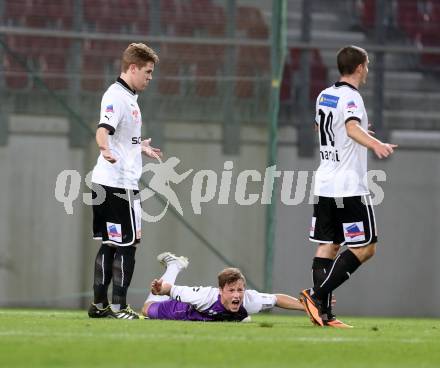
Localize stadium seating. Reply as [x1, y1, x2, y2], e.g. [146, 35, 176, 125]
[4, 35, 70, 90]
[359, 0, 440, 69]
[3, 0, 272, 99]
[83, 0, 150, 34]
[81, 39, 127, 91]
[4, 0, 73, 29]
[282, 48, 327, 103]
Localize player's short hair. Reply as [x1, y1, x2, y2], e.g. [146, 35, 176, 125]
[337, 45, 368, 76]
[121, 43, 159, 72]
[217, 268, 246, 289]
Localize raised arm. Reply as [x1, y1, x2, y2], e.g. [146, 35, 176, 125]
[150, 278, 172, 296]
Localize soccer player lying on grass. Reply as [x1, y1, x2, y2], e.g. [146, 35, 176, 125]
[142, 252, 305, 322]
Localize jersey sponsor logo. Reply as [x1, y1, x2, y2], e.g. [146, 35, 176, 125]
[343, 222, 365, 242]
[346, 100, 357, 109]
[106, 222, 122, 242]
[319, 94, 339, 108]
[105, 104, 114, 113]
[131, 137, 142, 144]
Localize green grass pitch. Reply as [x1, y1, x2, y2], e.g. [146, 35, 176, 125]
[1, 309, 439, 368]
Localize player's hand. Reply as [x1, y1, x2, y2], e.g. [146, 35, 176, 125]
[372, 142, 398, 159]
[142, 138, 162, 159]
[151, 278, 163, 295]
[101, 148, 117, 163]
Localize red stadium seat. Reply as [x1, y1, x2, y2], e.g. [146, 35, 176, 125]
[237, 6, 269, 39]
[361, 0, 375, 29]
[4, 35, 71, 90]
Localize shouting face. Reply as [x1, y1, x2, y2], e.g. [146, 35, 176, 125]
[219, 279, 245, 313]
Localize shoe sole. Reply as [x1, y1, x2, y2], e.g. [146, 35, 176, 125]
[299, 291, 324, 327]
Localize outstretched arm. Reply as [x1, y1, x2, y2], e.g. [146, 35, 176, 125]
[274, 294, 305, 311]
[346, 120, 397, 159]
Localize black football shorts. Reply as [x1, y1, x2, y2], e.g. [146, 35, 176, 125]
[309, 195, 378, 247]
[92, 184, 142, 246]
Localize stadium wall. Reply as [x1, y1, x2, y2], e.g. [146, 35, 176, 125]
[0, 116, 439, 317]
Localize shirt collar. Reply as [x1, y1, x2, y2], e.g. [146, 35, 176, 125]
[334, 81, 358, 91]
[116, 77, 136, 95]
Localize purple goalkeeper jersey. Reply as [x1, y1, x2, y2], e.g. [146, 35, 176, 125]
[148, 295, 248, 322]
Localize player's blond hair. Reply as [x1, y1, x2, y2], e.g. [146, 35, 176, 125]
[121, 43, 159, 72]
[217, 268, 246, 289]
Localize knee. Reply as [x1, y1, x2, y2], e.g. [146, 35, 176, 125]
[355, 243, 376, 263]
[316, 243, 340, 259]
[365, 243, 376, 260]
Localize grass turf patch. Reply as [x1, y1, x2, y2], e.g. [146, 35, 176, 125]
[0, 309, 439, 368]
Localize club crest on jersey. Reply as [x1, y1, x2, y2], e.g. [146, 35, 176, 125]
[343, 222, 365, 242]
[105, 104, 114, 113]
[346, 100, 357, 109]
[132, 109, 141, 124]
[319, 94, 339, 108]
[106, 222, 122, 242]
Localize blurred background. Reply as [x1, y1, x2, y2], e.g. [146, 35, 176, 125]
[0, 0, 439, 317]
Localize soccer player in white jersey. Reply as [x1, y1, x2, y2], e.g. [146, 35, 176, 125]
[299, 45, 397, 328]
[88, 43, 162, 320]
[142, 252, 305, 322]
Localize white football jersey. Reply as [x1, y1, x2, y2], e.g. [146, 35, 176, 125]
[168, 285, 277, 314]
[314, 81, 370, 197]
[92, 78, 143, 190]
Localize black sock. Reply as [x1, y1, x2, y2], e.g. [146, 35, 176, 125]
[313, 250, 361, 300]
[112, 246, 136, 309]
[312, 257, 334, 313]
[93, 244, 116, 306]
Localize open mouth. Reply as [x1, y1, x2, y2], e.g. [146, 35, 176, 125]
[231, 300, 240, 307]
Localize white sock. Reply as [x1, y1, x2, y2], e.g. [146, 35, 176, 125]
[146, 264, 181, 303]
[161, 263, 181, 284]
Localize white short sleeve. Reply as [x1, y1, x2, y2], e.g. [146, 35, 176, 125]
[98, 93, 123, 133]
[243, 289, 277, 314]
[342, 94, 364, 124]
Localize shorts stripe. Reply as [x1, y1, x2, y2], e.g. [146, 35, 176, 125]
[121, 255, 124, 287]
[367, 195, 378, 236]
[101, 255, 105, 285]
